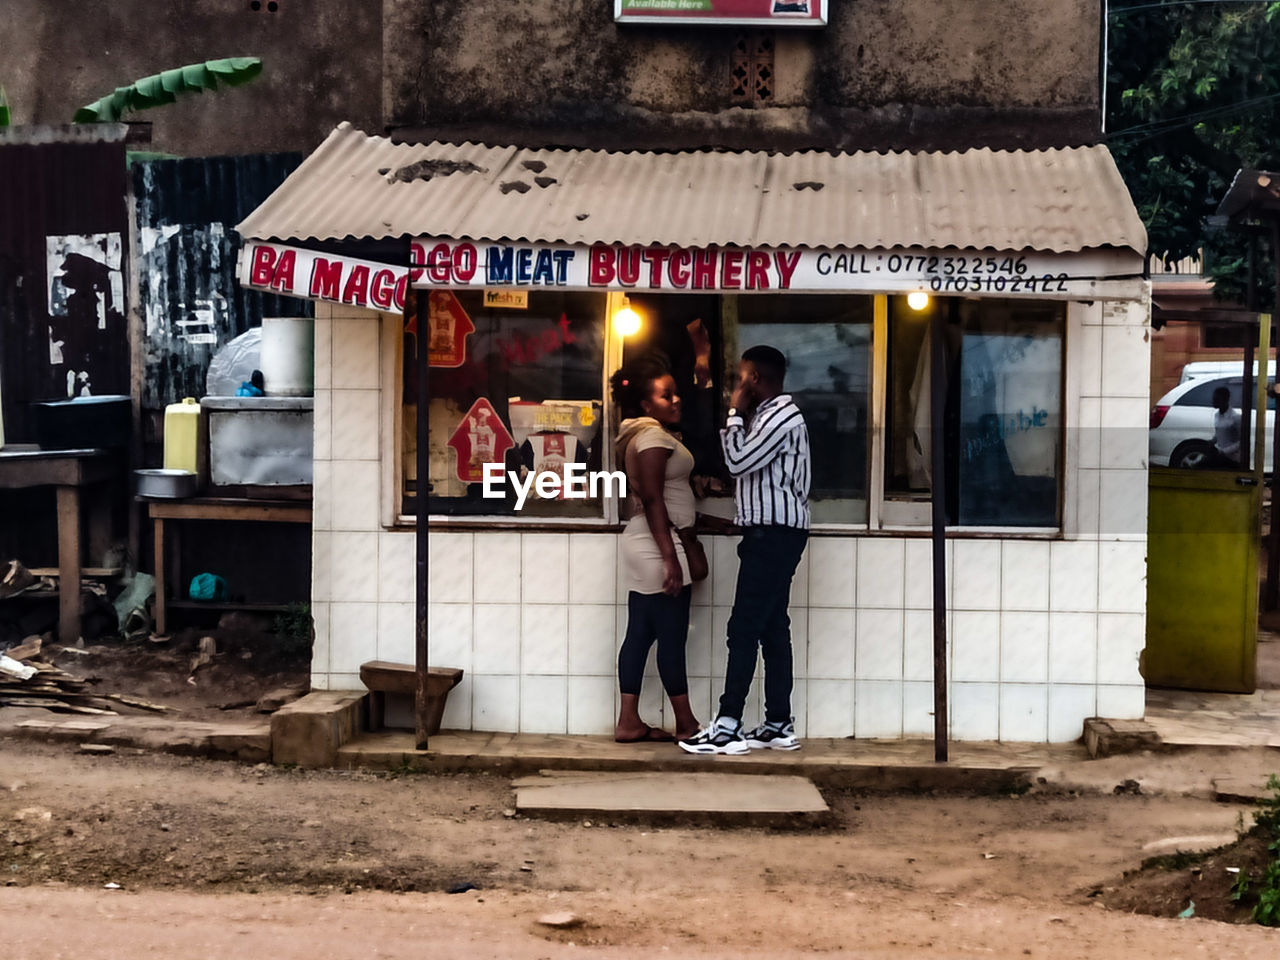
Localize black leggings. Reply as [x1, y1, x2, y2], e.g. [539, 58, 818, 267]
[618, 587, 692, 697]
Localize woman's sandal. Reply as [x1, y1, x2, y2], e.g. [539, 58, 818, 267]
[614, 725, 676, 743]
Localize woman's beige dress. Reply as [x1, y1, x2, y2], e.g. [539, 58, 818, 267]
[617, 417, 696, 595]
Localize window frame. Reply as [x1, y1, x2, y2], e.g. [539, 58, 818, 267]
[387, 291, 1075, 536]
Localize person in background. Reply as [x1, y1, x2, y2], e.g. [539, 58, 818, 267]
[610, 356, 701, 743]
[1210, 385, 1242, 469]
[680, 345, 810, 755]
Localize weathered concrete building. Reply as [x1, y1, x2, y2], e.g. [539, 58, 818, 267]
[384, 0, 1101, 151]
[4, 0, 383, 156]
[7, 1, 1100, 156]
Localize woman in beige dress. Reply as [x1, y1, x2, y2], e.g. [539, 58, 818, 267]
[610, 356, 700, 742]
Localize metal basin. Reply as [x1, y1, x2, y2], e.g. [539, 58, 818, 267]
[134, 468, 197, 499]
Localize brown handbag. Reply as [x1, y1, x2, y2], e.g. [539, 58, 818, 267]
[673, 524, 709, 582]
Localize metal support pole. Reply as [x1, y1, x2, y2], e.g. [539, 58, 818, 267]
[413, 282, 431, 751]
[1267, 218, 1280, 612]
[930, 300, 951, 763]
[1243, 339, 1255, 468]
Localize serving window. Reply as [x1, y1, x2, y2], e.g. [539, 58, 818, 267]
[403, 289, 607, 518]
[398, 288, 1066, 530]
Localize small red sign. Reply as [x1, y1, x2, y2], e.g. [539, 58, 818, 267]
[447, 398, 514, 484]
[414, 291, 474, 368]
[615, 0, 826, 27]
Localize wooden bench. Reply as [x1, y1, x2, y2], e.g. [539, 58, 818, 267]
[359, 660, 463, 736]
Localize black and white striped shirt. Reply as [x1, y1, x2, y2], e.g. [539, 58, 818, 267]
[720, 394, 811, 530]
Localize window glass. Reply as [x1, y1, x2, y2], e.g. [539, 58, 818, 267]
[885, 297, 1063, 527]
[403, 290, 606, 517]
[1179, 377, 1275, 410]
[736, 294, 872, 523]
[954, 300, 1061, 526]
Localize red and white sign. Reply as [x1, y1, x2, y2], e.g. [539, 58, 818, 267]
[447, 398, 514, 484]
[615, 0, 827, 27]
[410, 238, 1146, 301]
[239, 238, 1146, 304]
[239, 242, 412, 311]
[423, 291, 475, 367]
[526, 432, 580, 501]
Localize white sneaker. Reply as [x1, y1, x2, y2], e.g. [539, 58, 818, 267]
[743, 718, 801, 751]
[678, 716, 749, 755]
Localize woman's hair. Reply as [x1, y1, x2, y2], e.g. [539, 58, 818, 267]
[610, 354, 671, 420]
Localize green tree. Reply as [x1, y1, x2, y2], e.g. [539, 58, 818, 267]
[1108, 0, 1280, 302]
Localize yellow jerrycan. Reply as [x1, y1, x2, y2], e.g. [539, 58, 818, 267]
[163, 397, 207, 483]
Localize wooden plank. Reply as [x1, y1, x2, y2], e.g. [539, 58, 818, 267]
[0, 452, 120, 488]
[27, 567, 124, 579]
[55, 485, 81, 646]
[0, 697, 117, 715]
[103, 693, 172, 713]
[166, 600, 295, 613]
[154, 514, 167, 636]
[146, 499, 311, 523]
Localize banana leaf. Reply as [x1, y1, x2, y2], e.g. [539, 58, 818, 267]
[74, 57, 262, 123]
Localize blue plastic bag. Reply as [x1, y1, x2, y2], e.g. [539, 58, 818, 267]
[189, 573, 229, 602]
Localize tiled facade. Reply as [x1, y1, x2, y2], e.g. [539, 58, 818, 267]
[308, 295, 1150, 743]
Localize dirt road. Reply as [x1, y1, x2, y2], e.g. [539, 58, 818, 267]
[2, 740, 1277, 958]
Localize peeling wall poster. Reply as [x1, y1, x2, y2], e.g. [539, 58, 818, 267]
[138, 222, 230, 347]
[45, 233, 126, 396]
[46, 233, 124, 330]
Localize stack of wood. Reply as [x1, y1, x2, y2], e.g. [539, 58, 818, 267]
[0, 637, 117, 715]
[0, 637, 173, 716]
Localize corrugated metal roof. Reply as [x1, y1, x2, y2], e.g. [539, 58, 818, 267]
[236, 122, 1147, 255]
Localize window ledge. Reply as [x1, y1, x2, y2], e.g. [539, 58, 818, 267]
[394, 515, 1064, 539]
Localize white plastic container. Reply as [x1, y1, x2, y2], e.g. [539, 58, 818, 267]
[259, 317, 315, 397]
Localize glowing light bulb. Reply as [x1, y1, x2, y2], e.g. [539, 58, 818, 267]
[907, 291, 930, 311]
[614, 302, 642, 337]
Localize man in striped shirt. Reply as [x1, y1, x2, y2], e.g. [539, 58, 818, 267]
[680, 345, 811, 755]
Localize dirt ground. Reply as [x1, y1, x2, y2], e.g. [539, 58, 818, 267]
[3, 740, 1280, 958]
[5, 611, 309, 721]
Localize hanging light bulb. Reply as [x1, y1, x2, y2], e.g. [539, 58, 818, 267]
[613, 297, 642, 337]
[907, 291, 930, 311]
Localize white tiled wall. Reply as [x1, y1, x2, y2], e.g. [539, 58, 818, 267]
[307, 296, 1151, 742]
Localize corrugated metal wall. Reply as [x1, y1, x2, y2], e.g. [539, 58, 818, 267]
[133, 153, 308, 415]
[0, 129, 130, 442]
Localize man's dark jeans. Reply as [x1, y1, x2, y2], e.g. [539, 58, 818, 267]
[717, 524, 809, 724]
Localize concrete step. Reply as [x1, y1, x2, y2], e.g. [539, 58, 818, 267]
[11, 715, 270, 763]
[334, 730, 1061, 793]
[514, 770, 829, 826]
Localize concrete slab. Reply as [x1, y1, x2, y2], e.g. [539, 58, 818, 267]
[1145, 687, 1280, 750]
[514, 770, 828, 825]
[1213, 776, 1275, 804]
[6, 714, 270, 763]
[335, 730, 1060, 793]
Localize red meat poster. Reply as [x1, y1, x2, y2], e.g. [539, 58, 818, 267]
[447, 398, 514, 484]
[410, 291, 475, 368]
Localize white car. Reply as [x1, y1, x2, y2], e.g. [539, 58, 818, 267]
[1149, 375, 1274, 469]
